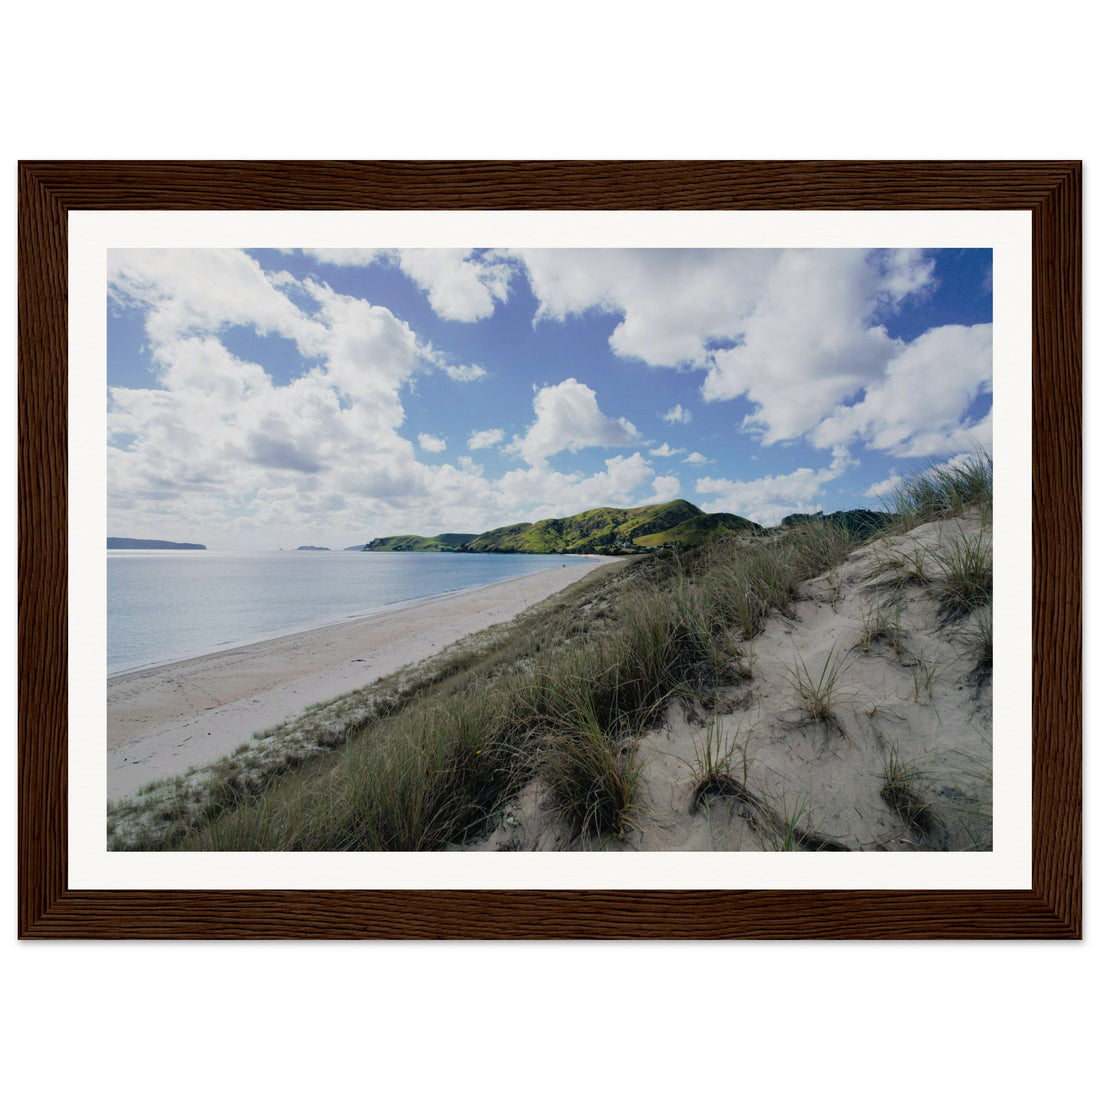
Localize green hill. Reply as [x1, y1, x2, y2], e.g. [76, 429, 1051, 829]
[364, 533, 477, 552]
[780, 509, 892, 539]
[363, 500, 760, 556]
[632, 511, 763, 549]
[462, 500, 703, 554]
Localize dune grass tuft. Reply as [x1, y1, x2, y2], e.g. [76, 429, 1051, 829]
[880, 746, 942, 842]
[887, 448, 992, 531]
[689, 716, 750, 811]
[789, 641, 853, 727]
[930, 526, 993, 622]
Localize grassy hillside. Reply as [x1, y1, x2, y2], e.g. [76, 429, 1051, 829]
[780, 508, 891, 539]
[463, 499, 710, 554]
[633, 511, 762, 549]
[365, 503, 887, 555]
[364, 533, 477, 552]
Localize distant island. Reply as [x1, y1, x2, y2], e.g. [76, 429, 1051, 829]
[363, 500, 764, 556]
[108, 537, 206, 550]
[294, 545, 331, 551]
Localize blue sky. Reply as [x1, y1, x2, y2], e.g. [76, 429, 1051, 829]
[107, 247, 992, 551]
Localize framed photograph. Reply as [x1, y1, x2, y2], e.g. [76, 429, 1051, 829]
[18, 161, 1081, 938]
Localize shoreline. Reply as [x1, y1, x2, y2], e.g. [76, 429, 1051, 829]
[108, 556, 616, 801]
[108, 552, 606, 678]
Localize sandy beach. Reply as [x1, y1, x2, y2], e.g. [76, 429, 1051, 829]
[108, 558, 613, 800]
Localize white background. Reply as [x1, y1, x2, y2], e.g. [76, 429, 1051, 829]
[4, 4, 1093, 1097]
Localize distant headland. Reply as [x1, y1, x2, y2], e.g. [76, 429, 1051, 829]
[108, 538, 206, 550]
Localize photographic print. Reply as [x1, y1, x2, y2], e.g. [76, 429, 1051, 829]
[104, 244, 998, 859]
[20, 161, 1080, 937]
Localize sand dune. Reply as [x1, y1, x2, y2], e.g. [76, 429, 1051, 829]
[471, 513, 992, 853]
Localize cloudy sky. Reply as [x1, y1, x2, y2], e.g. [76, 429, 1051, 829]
[107, 247, 993, 551]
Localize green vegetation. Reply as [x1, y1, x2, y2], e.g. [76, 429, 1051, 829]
[364, 532, 477, 552]
[112, 518, 860, 852]
[875, 544, 932, 590]
[462, 499, 716, 554]
[929, 526, 993, 622]
[631, 510, 761, 549]
[781, 508, 891, 539]
[689, 716, 750, 811]
[108, 452, 994, 853]
[788, 641, 852, 727]
[887, 448, 993, 531]
[972, 605, 993, 675]
[540, 694, 645, 840]
[880, 746, 940, 840]
[855, 599, 904, 656]
[364, 500, 762, 556]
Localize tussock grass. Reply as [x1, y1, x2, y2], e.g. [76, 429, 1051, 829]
[854, 600, 904, 655]
[875, 544, 932, 590]
[930, 526, 993, 622]
[880, 746, 943, 843]
[970, 605, 993, 679]
[689, 716, 750, 811]
[540, 698, 644, 839]
[908, 654, 939, 704]
[788, 641, 853, 727]
[887, 448, 992, 531]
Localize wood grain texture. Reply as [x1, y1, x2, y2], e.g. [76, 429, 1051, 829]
[18, 161, 1081, 939]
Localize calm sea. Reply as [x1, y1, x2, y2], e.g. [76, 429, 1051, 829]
[107, 550, 587, 676]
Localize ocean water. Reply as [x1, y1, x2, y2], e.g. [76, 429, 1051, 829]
[107, 550, 588, 676]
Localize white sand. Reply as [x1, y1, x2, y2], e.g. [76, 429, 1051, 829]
[108, 559, 613, 800]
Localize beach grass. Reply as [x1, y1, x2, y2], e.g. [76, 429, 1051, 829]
[930, 525, 993, 622]
[120, 519, 854, 852]
[788, 640, 853, 726]
[109, 454, 993, 853]
[887, 448, 992, 531]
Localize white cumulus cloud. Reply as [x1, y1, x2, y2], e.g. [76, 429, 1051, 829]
[694, 450, 854, 527]
[394, 249, 513, 322]
[418, 433, 447, 453]
[107, 251, 447, 547]
[495, 452, 654, 519]
[302, 248, 513, 324]
[662, 404, 692, 424]
[109, 249, 326, 353]
[509, 378, 641, 465]
[440, 362, 488, 382]
[509, 248, 945, 450]
[810, 323, 993, 457]
[647, 475, 682, 502]
[468, 428, 505, 450]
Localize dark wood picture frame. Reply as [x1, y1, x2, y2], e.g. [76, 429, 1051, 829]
[18, 161, 1081, 939]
